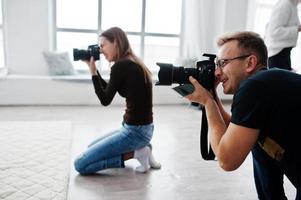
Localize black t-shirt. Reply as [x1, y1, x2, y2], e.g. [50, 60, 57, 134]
[231, 68, 301, 155]
[92, 58, 153, 125]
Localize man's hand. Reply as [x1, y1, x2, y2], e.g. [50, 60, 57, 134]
[185, 76, 214, 106]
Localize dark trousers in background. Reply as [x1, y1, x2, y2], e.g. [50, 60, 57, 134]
[268, 47, 293, 71]
[252, 144, 300, 200]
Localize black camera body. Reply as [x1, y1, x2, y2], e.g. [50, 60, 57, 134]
[156, 53, 216, 91]
[73, 44, 100, 61]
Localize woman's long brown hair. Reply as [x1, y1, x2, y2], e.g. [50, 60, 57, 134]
[100, 27, 152, 83]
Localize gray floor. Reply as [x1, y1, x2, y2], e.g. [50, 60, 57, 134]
[0, 105, 296, 200]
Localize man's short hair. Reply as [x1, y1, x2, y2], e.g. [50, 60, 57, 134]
[217, 31, 268, 67]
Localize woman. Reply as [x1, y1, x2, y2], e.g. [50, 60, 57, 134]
[264, 0, 301, 71]
[74, 27, 161, 174]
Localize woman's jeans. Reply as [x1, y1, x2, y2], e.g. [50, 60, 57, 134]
[74, 123, 154, 175]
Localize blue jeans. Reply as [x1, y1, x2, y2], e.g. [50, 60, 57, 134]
[252, 144, 300, 200]
[74, 123, 154, 175]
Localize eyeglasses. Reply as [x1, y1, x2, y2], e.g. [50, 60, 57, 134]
[214, 55, 251, 69]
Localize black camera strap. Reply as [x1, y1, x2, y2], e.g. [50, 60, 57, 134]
[200, 106, 216, 160]
[200, 87, 218, 160]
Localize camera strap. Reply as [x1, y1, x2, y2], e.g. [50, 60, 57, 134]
[200, 106, 216, 160]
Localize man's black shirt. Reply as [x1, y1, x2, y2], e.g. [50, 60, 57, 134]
[231, 68, 301, 157]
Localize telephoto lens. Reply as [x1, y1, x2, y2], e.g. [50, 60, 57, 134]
[156, 53, 216, 90]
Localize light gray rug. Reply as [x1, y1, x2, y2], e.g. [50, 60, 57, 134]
[0, 121, 72, 200]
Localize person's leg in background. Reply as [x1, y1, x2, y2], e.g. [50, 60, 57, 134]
[268, 47, 292, 71]
[252, 144, 288, 200]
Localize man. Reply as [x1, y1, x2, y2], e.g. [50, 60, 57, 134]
[186, 31, 301, 199]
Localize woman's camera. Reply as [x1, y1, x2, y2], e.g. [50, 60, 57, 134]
[73, 44, 100, 61]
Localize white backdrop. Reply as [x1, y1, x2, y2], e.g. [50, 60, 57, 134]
[180, 0, 249, 62]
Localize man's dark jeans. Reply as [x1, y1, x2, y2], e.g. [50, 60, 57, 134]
[252, 144, 300, 200]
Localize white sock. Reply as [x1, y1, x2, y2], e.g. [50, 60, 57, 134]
[149, 152, 161, 169]
[134, 147, 151, 173]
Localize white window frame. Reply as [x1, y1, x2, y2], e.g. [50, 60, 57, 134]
[53, 0, 183, 74]
[0, 0, 5, 70]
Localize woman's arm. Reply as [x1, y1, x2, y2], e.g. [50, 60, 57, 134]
[86, 57, 120, 106]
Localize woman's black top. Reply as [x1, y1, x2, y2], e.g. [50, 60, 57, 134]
[92, 58, 153, 125]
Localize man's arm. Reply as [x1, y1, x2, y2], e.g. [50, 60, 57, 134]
[206, 99, 259, 170]
[186, 77, 259, 171]
[212, 89, 231, 125]
[220, 123, 259, 171]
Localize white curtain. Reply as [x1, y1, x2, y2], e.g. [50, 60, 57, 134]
[179, 0, 222, 66]
[178, 0, 248, 66]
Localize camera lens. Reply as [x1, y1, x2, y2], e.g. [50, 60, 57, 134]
[156, 63, 173, 85]
[156, 63, 199, 85]
[73, 49, 90, 61]
[172, 67, 187, 84]
[73, 44, 100, 61]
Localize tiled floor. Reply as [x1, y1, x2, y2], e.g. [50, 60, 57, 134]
[0, 105, 296, 200]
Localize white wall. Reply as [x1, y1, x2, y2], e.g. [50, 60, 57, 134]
[0, 76, 195, 105]
[223, 0, 249, 33]
[5, 0, 51, 75]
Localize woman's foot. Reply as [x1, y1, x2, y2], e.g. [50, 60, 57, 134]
[134, 147, 151, 173]
[149, 151, 161, 169]
[147, 144, 161, 169]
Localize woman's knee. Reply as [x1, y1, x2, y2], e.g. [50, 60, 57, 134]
[74, 158, 84, 173]
[74, 154, 90, 175]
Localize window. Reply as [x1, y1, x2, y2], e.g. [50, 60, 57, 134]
[55, 0, 182, 73]
[253, 0, 301, 72]
[0, 0, 4, 69]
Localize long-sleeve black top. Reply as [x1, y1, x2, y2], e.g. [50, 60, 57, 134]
[92, 59, 153, 125]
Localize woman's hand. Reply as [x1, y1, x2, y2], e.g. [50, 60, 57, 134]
[185, 76, 214, 106]
[84, 57, 98, 75]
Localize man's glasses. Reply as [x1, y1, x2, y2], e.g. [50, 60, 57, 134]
[214, 55, 251, 69]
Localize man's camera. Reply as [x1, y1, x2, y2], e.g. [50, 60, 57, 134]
[156, 54, 216, 91]
[156, 54, 217, 160]
[73, 44, 100, 61]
